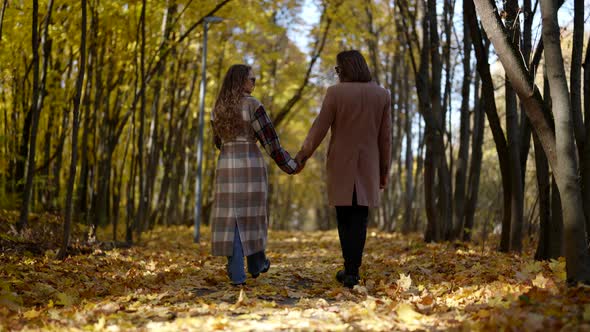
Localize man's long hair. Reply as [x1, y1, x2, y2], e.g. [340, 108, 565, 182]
[337, 50, 372, 83]
[212, 64, 251, 141]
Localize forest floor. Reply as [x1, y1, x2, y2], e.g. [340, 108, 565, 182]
[1, 210, 590, 331]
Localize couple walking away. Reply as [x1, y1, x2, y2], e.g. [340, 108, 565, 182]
[209, 50, 392, 288]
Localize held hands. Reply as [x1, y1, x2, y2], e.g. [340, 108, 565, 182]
[293, 151, 307, 174]
[380, 174, 388, 190]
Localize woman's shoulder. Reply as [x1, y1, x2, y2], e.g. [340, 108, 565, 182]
[242, 95, 263, 110]
[330, 81, 386, 94]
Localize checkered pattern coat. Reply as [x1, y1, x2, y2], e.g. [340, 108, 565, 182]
[210, 96, 298, 256]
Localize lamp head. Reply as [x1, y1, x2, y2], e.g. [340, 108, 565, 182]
[204, 16, 224, 24]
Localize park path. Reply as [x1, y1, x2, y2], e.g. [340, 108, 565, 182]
[1, 224, 588, 331]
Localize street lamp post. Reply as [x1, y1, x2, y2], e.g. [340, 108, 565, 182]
[194, 16, 223, 243]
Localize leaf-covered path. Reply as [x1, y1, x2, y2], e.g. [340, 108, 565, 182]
[2, 225, 590, 331]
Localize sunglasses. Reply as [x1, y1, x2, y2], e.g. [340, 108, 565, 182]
[334, 66, 341, 74]
[248, 77, 256, 84]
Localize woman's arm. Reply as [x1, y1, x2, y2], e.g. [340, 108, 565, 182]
[250, 104, 299, 174]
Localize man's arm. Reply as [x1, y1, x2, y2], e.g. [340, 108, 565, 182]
[378, 93, 392, 189]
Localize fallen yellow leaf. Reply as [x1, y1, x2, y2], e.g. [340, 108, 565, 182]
[396, 303, 422, 324]
[584, 304, 590, 321]
[532, 274, 549, 289]
[23, 309, 41, 319]
[396, 273, 412, 292]
[56, 292, 76, 306]
[477, 309, 490, 318]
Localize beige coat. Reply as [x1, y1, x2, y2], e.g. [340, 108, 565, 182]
[299, 82, 392, 207]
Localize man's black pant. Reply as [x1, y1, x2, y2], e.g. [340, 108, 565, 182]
[335, 190, 369, 276]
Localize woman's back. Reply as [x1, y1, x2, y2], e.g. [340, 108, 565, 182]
[327, 82, 390, 152]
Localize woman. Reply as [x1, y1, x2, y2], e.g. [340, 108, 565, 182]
[211, 64, 299, 286]
[295, 50, 392, 288]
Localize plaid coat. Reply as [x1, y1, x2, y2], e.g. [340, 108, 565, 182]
[210, 96, 298, 256]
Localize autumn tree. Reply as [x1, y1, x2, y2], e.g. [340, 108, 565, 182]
[473, 0, 590, 284]
[58, 0, 87, 259]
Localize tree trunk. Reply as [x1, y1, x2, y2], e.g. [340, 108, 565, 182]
[519, 0, 534, 185]
[388, 56, 404, 230]
[52, 54, 74, 206]
[413, 119, 425, 232]
[535, 71, 561, 260]
[42, 108, 54, 208]
[113, 116, 131, 242]
[144, 2, 176, 230]
[547, 70, 564, 258]
[416, 0, 436, 242]
[111, 167, 120, 242]
[77, 5, 99, 225]
[397, 0, 449, 241]
[504, 0, 524, 252]
[168, 146, 185, 225]
[463, 74, 484, 241]
[540, 0, 590, 284]
[95, 45, 117, 235]
[0, 103, 4, 198]
[17, 0, 41, 232]
[442, 2, 455, 231]
[549, 177, 564, 257]
[466, 0, 512, 251]
[30, 0, 54, 213]
[57, 0, 86, 260]
[0, 0, 7, 42]
[156, 59, 195, 226]
[402, 61, 414, 234]
[473, 0, 557, 169]
[423, 139, 437, 241]
[506, 81, 524, 252]
[570, 0, 585, 157]
[453, 0, 472, 237]
[16, 102, 33, 195]
[428, 0, 452, 241]
[1, 88, 7, 196]
[364, 0, 380, 85]
[134, 0, 147, 240]
[583, 34, 590, 239]
[571, 0, 588, 240]
[533, 130, 551, 260]
[126, 138, 137, 244]
[38, 1, 56, 208]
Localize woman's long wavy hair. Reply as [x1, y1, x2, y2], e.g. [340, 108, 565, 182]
[213, 64, 251, 141]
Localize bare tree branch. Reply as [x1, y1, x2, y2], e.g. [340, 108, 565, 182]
[272, 1, 334, 127]
[473, 0, 557, 172]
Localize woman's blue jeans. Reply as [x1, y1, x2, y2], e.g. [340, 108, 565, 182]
[227, 224, 268, 284]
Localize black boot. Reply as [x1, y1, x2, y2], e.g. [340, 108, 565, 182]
[337, 269, 360, 288]
[343, 274, 360, 288]
[252, 259, 270, 278]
